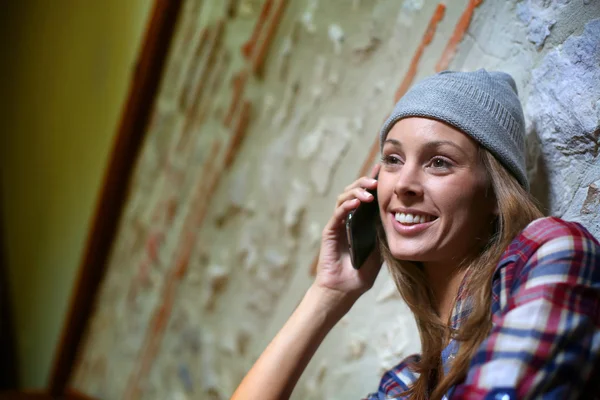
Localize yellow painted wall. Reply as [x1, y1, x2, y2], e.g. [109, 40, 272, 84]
[0, 0, 153, 388]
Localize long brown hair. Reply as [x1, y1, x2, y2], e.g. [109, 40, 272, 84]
[377, 149, 544, 399]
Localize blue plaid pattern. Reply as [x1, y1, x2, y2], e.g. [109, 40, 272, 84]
[363, 217, 600, 399]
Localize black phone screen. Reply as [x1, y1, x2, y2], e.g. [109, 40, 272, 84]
[345, 186, 379, 269]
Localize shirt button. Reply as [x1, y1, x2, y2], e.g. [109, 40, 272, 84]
[494, 393, 511, 400]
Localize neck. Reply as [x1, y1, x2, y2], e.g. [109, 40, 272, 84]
[422, 261, 467, 325]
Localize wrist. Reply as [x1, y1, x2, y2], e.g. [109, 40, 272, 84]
[304, 284, 357, 326]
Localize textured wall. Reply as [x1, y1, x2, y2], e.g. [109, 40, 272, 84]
[71, 0, 600, 399]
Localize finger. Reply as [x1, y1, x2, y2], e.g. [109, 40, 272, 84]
[341, 177, 377, 199]
[328, 198, 360, 228]
[344, 176, 378, 192]
[336, 187, 375, 208]
[360, 176, 379, 189]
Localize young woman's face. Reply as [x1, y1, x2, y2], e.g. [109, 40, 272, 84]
[378, 117, 497, 264]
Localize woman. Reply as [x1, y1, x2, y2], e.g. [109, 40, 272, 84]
[231, 69, 600, 399]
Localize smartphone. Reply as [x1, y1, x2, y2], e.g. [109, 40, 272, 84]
[345, 182, 379, 269]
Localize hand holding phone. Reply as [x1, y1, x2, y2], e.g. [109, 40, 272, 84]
[346, 184, 379, 269]
[313, 164, 382, 304]
[345, 172, 380, 269]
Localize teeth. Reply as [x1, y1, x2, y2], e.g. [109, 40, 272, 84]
[394, 212, 433, 224]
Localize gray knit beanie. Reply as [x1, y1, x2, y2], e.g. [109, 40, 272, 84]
[379, 69, 529, 190]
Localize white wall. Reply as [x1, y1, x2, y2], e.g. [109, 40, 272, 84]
[70, 0, 600, 398]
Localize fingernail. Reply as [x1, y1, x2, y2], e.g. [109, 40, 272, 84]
[365, 191, 373, 198]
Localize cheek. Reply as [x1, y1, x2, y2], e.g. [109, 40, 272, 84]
[431, 178, 489, 216]
[376, 177, 395, 209]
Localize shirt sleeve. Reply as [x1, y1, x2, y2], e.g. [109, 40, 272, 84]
[362, 354, 421, 399]
[451, 218, 600, 400]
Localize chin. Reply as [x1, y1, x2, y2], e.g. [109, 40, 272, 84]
[390, 253, 429, 264]
[381, 219, 444, 263]
[387, 242, 432, 263]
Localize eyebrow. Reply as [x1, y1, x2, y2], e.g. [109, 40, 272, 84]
[383, 139, 469, 157]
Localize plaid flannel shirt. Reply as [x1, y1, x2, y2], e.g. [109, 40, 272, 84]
[364, 217, 600, 399]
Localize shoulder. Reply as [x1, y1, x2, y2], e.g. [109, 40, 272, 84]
[507, 216, 598, 256]
[498, 216, 599, 271]
[520, 216, 597, 242]
[492, 217, 600, 310]
[461, 218, 600, 397]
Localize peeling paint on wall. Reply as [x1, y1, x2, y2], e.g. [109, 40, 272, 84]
[72, 1, 600, 399]
[516, 0, 559, 49]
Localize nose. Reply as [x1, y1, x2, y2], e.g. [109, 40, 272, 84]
[393, 161, 424, 199]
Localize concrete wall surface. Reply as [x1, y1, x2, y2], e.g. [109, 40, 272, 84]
[71, 0, 600, 398]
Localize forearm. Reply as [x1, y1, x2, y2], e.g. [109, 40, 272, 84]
[231, 284, 353, 400]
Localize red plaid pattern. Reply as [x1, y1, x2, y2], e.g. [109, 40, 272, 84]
[364, 217, 600, 399]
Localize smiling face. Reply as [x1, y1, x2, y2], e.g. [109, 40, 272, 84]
[378, 117, 497, 265]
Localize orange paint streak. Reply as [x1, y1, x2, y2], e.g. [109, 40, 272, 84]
[251, 0, 288, 77]
[224, 70, 248, 127]
[188, 140, 224, 231]
[124, 276, 176, 399]
[178, 27, 209, 111]
[196, 48, 230, 124]
[135, 259, 152, 287]
[189, 19, 225, 110]
[166, 197, 178, 223]
[195, 176, 219, 229]
[241, 0, 274, 59]
[195, 149, 227, 228]
[224, 101, 252, 169]
[174, 231, 194, 278]
[176, 21, 224, 152]
[151, 300, 172, 333]
[145, 232, 163, 262]
[395, 3, 446, 102]
[435, 0, 483, 72]
[124, 141, 222, 399]
[190, 140, 223, 226]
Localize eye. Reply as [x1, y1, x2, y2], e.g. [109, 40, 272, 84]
[429, 157, 452, 169]
[381, 154, 403, 165]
